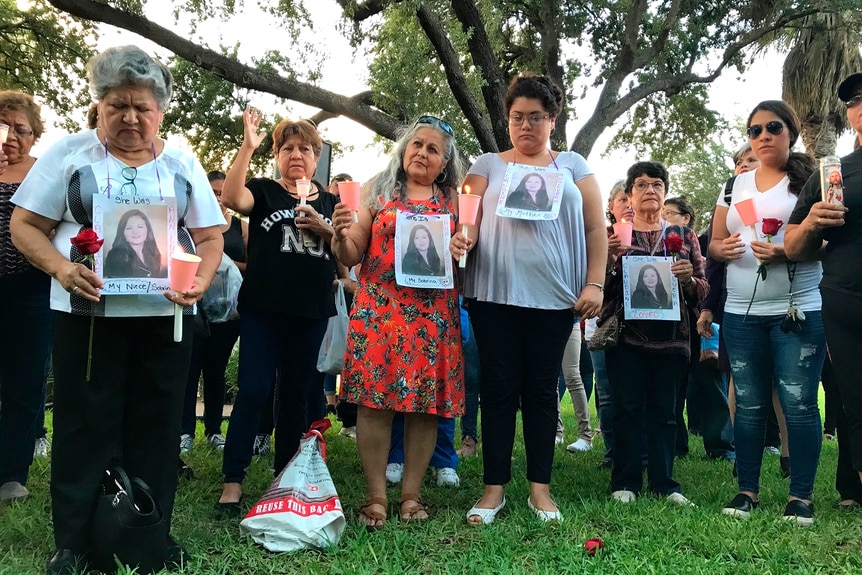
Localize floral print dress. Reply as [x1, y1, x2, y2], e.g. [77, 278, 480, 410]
[339, 192, 464, 417]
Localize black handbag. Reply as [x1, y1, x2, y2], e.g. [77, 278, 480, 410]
[89, 467, 167, 573]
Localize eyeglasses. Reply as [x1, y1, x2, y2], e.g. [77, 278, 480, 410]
[121, 167, 137, 195]
[663, 210, 682, 217]
[746, 121, 784, 139]
[633, 180, 665, 193]
[416, 115, 454, 136]
[508, 113, 550, 127]
[9, 126, 33, 137]
[844, 94, 862, 109]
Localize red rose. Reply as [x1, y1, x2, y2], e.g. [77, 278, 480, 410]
[70, 228, 104, 256]
[761, 218, 784, 237]
[584, 538, 604, 556]
[664, 234, 684, 255]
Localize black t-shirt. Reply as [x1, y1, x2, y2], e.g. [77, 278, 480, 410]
[223, 216, 245, 263]
[790, 147, 862, 296]
[238, 178, 337, 318]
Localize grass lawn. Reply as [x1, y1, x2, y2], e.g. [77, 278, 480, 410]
[1, 393, 860, 575]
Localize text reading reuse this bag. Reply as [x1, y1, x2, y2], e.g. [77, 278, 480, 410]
[240, 419, 346, 552]
[316, 281, 348, 375]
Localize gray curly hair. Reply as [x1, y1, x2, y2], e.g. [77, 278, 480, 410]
[86, 46, 174, 110]
[364, 116, 466, 209]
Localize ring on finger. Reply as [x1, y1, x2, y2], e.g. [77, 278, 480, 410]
[72, 285, 79, 293]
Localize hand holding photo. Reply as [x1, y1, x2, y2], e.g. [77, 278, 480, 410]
[170, 252, 201, 342]
[819, 156, 844, 207]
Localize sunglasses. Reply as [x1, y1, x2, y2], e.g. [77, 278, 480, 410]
[121, 167, 137, 195]
[416, 115, 454, 136]
[844, 94, 862, 109]
[746, 121, 784, 139]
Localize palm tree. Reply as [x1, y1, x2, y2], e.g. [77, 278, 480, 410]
[782, 11, 862, 159]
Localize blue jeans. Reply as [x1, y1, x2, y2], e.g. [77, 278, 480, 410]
[388, 413, 458, 469]
[459, 325, 480, 440]
[222, 311, 327, 482]
[590, 350, 614, 460]
[724, 312, 826, 500]
[0, 269, 53, 486]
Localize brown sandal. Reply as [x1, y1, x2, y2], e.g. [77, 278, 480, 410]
[358, 496, 387, 532]
[399, 493, 428, 521]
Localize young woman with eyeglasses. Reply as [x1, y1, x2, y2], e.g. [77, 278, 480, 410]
[709, 100, 825, 526]
[449, 73, 607, 525]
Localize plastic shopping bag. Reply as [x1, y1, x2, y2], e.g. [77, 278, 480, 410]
[200, 253, 242, 323]
[240, 419, 345, 552]
[316, 281, 348, 375]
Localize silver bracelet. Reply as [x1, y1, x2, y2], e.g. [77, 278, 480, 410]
[585, 282, 604, 292]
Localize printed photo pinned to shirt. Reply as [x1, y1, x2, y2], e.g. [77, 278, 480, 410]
[495, 163, 564, 221]
[621, 255, 681, 321]
[93, 192, 177, 295]
[394, 210, 454, 289]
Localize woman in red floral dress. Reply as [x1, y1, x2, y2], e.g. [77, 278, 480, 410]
[332, 116, 465, 529]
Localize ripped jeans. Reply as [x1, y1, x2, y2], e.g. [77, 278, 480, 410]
[723, 311, 826, 500]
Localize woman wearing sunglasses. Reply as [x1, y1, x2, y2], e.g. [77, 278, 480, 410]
[331, 115, 466, 529]
[709, 100, 825, 526]
[449, 73, 607, 525]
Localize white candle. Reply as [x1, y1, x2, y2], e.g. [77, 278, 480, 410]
[173, 303, 183, 342]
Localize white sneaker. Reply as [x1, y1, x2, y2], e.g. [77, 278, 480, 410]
[566, 438, 592, 452]
[33, 437, 49, 458]
[207, 434, 226, 451]
[555, 433, 565, 445]
[179, 434, 193, 454]
[385, 462, 403, 484]
[612, 490, 636, 503]
[339, 426, 357, 440]
[435, 467, 460, 487]
[667, 492, 695, 507]
[764, 446, 781, 456]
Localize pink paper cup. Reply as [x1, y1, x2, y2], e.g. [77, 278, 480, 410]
[337, 181, 362, 211]
[0, 123, 8, 144]
[734, 198, 759, 227]
[612, 221, 633, 247]
[170, 253, 202, 292]
[458, 194, 481, 226]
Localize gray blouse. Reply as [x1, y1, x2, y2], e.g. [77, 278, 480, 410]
[463, 152, 592, 310]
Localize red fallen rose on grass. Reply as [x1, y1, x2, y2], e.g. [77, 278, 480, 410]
[664, 233, 684, 259]
[761, 218, 784, 238]
[70, 228, 104, 256]
[584, 537, 604, 556]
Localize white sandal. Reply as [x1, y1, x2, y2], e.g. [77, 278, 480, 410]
[466, 496, 506, 525]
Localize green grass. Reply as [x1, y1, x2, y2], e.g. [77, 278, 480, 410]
[1, 394, 859, 575]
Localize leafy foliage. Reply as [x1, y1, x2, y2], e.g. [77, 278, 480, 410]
[0, 0, 96, 132]
[667, 139, 736, 232]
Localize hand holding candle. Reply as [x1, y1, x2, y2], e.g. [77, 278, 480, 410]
[0, 123, 8, 144]
[458, 185, 481, 268]
[612, 219, 633, 248]
[337, 180, 362, 223]
[170, 252, 202, 342]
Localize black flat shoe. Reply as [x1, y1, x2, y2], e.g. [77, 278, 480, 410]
[832, 499, 862, 510]
[782, 499, 814, 527]
[721, 493, 758, 519]
[214, 497, 243, 517]
[46, 549, 88, 575]
[165, 535, 191, 567]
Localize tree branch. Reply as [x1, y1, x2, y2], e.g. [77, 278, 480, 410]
[335, 0, 391, 22]
[46, 0, 402, 139]
[450, 0, 510, 150]
[415, 4, 497, 152]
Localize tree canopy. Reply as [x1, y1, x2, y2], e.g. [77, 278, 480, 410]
[40, 0, 854, 165]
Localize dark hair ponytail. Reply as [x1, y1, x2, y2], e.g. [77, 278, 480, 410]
[784, 152, 816, 196]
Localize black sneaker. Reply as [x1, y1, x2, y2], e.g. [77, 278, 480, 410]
[722, 493, 758, 519]
[782, 499, 814, 527]
[46, 549, 88, 575]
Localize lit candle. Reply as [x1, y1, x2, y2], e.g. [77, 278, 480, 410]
[169, 251, 202, 342]
[296, 177, 310, 206]
[0, 123, 8, 144]
[612, 218, 633, 248]
[457, 185, 481, 268]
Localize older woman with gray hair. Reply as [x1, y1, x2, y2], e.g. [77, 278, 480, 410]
[11, 46, 224, 574]
[332, 115, 466, 529]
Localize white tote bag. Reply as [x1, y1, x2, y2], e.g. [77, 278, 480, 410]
[240, 419, 346, 552]
[316, 281, 349, 375]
